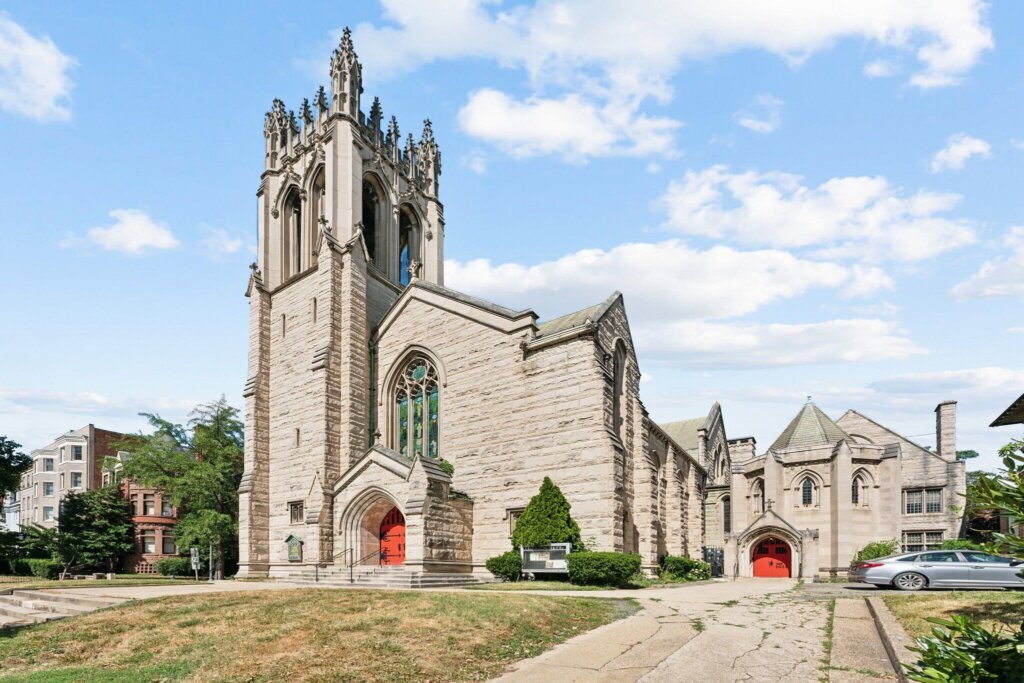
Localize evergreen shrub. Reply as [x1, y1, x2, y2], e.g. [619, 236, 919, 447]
[566, 551, 640, 587]
[484, 551, 522, 582]
[154, 557, 195, 577]
[25, 559, 60, 579]
[511, 477, 581, 549]
[661, 555, 711, 581]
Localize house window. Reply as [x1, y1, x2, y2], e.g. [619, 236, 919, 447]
[143, 494, 155, 515]
[904, 490, 923, 515]
[60, 447, 65, 462]
[289, 501, 304, 524]
[722, 496, 732, 534]
[394, 357, 440, 459]
[904, 488, 942, 515]
[43, 506, 54, 522]
[162, 500, 173, 517]
[60, 473, 65, 490]
[926, 489, 942, 513]
[130, 494, 138, 515]
[508, 507, 526, 538]
[70, 472, 82, 489]
[902, 530, 943, 552]
[72, 445, 83, 461]
[801, 478, 814, 506]
[141, 530, 156, 554]
[161, 534, 176, 555]
[43, 482, 54, 497]
[44, 458, 54, 472]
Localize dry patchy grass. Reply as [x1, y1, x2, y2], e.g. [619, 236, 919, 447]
[884, 591, 1024, 638]
[0, 588, 631, 682]
[467, 580, 605, 592]
[0, 578, 195, 594]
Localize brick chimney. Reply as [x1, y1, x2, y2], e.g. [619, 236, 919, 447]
[935, 401, 957, 461]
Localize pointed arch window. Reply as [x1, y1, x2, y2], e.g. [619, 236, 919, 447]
[362, 180, 379, 263]
[752, 478, 765, 514]
[398, 207, 419, 286]
[310, 167, 325, 267]
[801, 477, 815, 506]
[283, 190, 302, 278]
[612, 342, 626, 439]
[722, 495, 732, 534]
[394, 357, 439, 459]
[852, 475, 863, 506]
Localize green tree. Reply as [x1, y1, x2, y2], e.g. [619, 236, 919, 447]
[120, 397, 243, 579]
[970, 438, 1024, 558]
[511, 477, 582, 549]
[0, 436, 31, 500]
[56, 487, 134, 573]
[956, 449, 980, 461]
[19, 523, 58, 559]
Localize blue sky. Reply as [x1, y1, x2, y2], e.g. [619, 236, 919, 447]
[1, 1, 1021, 471]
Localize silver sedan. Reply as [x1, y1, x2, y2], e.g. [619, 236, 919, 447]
[849, 550, 1024, 591]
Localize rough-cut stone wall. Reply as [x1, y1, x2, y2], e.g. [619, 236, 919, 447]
[423, 491, 473, 567]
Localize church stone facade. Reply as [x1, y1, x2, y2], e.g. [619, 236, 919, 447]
[237, 30, 965, 583]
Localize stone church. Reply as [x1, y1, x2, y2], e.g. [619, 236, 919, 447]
[237, 30, 965, 584]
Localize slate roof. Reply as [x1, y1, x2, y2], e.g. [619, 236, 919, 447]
[770, 401, 849, 451]
[991, 391, 1024, 427]
[659, 417, 707, 453]
[536, 292, 621, 337]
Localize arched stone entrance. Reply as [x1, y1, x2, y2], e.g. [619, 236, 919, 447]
[338, 488, 407, 567]
[752, 536, 791, 577]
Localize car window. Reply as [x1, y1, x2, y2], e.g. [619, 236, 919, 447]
[917, 552, 960, 563]
[962, 552, 1005, 564]
[897, 555, 918, 562]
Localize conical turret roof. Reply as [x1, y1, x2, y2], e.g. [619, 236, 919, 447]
[770, 400, 849, 451]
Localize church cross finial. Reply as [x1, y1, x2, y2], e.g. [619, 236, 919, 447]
[766, 498, 775, 511]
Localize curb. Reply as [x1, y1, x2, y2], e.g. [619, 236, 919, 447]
[864, 596, 917, 683]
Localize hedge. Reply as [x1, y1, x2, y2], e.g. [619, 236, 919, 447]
[484, 551, 522, 582]
[154, 557, 197, 577]
[25, 559, 61, 579]
[853, 539, 899, 562]
[0, 558, 31, 576]
[661, 555, 711, 581]
[566, 551, 640, 587]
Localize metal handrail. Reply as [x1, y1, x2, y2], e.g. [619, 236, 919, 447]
[314, 547, 354, 583]
[349, 550, 381, 584]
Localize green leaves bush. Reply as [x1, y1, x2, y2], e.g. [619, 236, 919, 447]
[25, 559, 61, 579]
[511, 477, 581, 549]
[566, 551, 640, 587]
[0, 558, 30, 576]
[484, 551, 522, 582]
[661, 555, 711, 581]
[905, 615, 1024, 683]
[854, 539, 900, 562]
[153, 557, 197, 577]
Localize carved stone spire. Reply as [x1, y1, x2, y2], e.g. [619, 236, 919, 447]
[404, 133, 417, 177]
[315, 85, 329, 117]
[300, 98, 313, 129]
[287, 110, 299, 141]
[264, 98, 288, 137]
[368, 96, 383, 146]
[417, 119, 441, 195]
[330, 26, 362, 116]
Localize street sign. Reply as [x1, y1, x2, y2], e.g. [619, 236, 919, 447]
[190, 547, 200, 569]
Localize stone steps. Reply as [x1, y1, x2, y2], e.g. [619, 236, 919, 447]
[0, 601, 62, 624]
[280, 567, 489, 588]
[0, 590, 127, 630]
[11, 589, 123, 609]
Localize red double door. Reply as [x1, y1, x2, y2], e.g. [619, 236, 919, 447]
[752, 538, 791, 577]
[379, 506, 406, 566]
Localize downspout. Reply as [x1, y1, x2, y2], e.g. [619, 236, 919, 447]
[368, 340, 378, 447]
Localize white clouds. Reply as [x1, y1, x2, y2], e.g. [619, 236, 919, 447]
[350, 0, 990, 160]
[950, 227, 1024, 300]
[929, 133, 991, 172]
[863, 59, 896, 78]
[462, 149, 488, 175]
[446, 238, 916, 367]
[1008, 327, 1024, 334]
[0, 386, 195, 418]
[734, 94, 783, 134]
[0, 13, 75, 121]
[457, 88, 680, 160]
[658, 165, 976, 261]
[869, 367, 1024, 396]
[200, 227, 249, 260]
[639, 318, 923, 368]
[63, 209, 179, 255]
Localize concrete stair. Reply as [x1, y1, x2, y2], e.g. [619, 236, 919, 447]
[281, 565, 490, 589]
[0, 590, 125, 629]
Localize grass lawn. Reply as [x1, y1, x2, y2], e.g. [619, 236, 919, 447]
[467, 580, 607, 591]
[0, 588, 634, 682]
[884, 591, 1024, 638]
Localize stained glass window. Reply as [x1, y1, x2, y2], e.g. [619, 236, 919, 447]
[394, 357, 439, 460]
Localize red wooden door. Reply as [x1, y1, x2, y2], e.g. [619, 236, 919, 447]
[752, 538, 791, 577]
[379, 506, 406, 566]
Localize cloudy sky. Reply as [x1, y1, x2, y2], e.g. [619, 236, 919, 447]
[1, 1, 1021, 471]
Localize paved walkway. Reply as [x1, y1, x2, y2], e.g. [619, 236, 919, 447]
[495, 579, 897, 682]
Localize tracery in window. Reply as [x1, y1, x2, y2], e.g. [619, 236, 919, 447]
[801, 477, 815, 506]
[394, 357, 439, 459]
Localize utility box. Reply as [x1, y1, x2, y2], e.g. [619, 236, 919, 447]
[521, 543, 572, 575]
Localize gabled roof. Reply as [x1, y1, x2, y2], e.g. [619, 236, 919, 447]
[991, 391, 1024, 427]
[770, 401, 849, 451]
[536, 292, 621, 338]
[659, 417, 707, 453]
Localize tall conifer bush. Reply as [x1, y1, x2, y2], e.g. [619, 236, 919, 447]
[511, 477, 582, 549]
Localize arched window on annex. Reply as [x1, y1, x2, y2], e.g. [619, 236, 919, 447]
[282, 188, 303, 280]
[722, 495, 732, 534]
[751, 478, 765, 515]
[793, 471, 822, 508]
[361, 175, 385, 265]
[851, 469, 873, 508]
[398, 205, 420, 287]
[611, 340, 627, 441]
[392, 355, 440, 460]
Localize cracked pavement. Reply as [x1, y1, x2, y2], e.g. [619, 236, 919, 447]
[494, 579, 855, 682]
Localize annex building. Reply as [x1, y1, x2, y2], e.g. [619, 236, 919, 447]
[237, 31, 965, 583]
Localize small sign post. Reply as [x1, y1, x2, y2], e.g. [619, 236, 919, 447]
[190, 547, 200, 582]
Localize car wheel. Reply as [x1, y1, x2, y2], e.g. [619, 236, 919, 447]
[893, 572, 927, 591]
